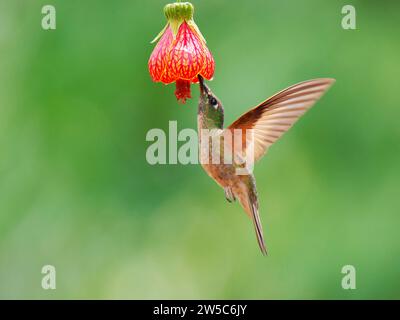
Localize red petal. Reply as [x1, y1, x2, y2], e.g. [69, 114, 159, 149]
[148, 26, 174, 82]
[190, 76, 200, 83]
[166, 22, 206, 81]
[200, 46, 215, 80]
[175, 79, 191, 104]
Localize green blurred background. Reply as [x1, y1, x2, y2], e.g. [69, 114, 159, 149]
[0, 0, 399, 299]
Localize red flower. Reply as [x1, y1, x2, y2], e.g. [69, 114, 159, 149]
[148, 2, 215, 104]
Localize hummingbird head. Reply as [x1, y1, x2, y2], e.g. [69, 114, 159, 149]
[198, 75, 224, 128]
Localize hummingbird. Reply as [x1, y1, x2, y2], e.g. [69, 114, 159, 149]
[197, 75, 335, 255]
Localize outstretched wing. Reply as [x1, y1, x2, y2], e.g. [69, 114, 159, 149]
[228, 78, 335, 163]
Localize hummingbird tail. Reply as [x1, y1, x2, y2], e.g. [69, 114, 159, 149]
[247, 195, 268, 256]
[236, 179, 268, 256]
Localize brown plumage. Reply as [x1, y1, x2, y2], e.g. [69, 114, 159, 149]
[198, 76, 335, 255]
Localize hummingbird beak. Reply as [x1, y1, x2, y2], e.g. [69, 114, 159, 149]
[198, 75, 209, 96]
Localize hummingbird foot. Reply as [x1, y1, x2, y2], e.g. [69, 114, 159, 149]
[224, 187, 236, 203]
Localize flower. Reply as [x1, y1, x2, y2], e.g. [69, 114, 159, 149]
[148, 2, 215, 104]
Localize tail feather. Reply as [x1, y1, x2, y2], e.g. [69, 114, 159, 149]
[249, 199, 268, 256]
[235, 177, 267, 255]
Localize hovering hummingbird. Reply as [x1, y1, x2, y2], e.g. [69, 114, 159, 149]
[197, 76, 335, 255]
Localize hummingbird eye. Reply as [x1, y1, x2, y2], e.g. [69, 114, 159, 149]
[209, 96, 218, 108]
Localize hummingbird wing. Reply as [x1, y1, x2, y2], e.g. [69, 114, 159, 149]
[227, 78, 335, 163]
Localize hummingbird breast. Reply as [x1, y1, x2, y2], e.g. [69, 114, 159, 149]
[197, 127, 237, 188]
